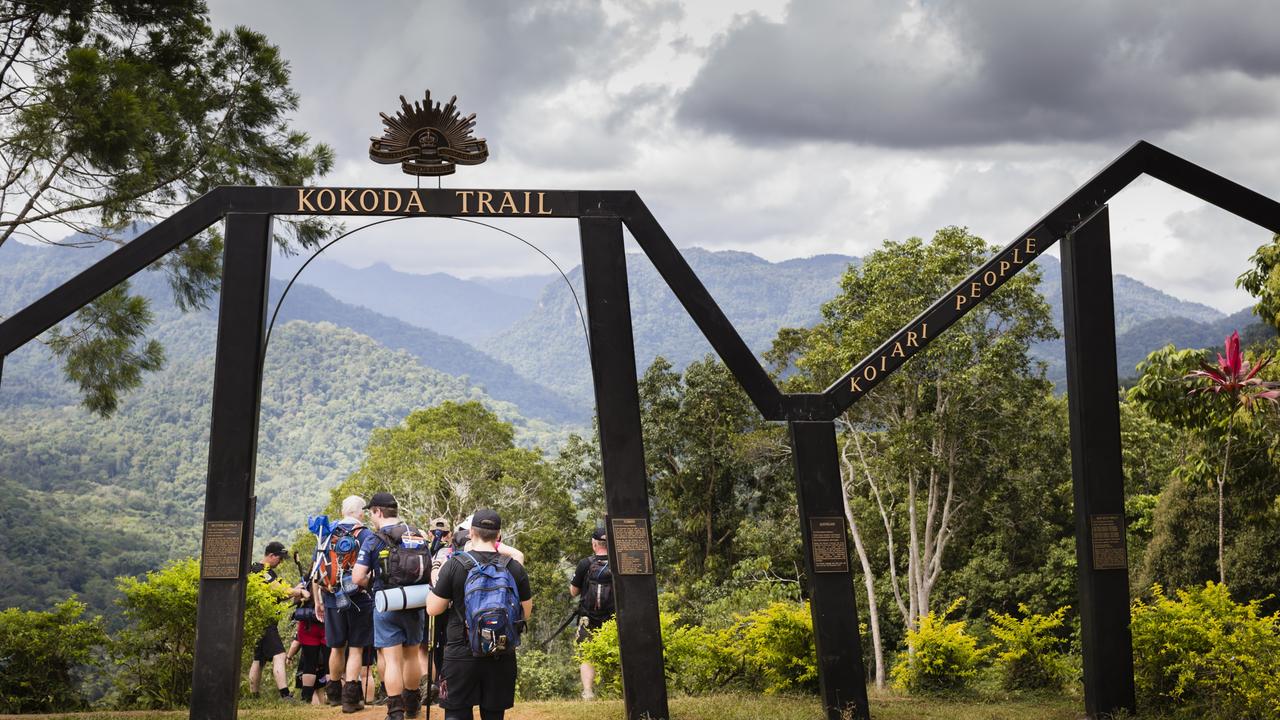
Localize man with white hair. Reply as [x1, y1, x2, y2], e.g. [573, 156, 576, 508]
[313, 495, 376, 712]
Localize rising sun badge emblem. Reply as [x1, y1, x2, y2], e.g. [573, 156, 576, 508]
[368, 91, 489, 176]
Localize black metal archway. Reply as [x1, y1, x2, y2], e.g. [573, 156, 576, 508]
[2, 141, 1279, 720]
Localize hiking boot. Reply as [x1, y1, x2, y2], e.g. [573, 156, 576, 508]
[325, 681, 343, 706]
[403, 687, 422, 719]
[384, 693, 405, 720]
[341, 680, 365, 713]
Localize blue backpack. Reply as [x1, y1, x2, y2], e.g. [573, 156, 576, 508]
[455, 551, 523, 656]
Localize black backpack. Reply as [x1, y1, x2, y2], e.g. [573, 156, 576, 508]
[579, 556, 614, 620]
[373, 524, 431, 588]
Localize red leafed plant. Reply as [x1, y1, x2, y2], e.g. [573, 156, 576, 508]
[1183, 331, 1280, 585]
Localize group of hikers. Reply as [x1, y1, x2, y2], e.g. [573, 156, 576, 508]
[247, 492, 615, 720]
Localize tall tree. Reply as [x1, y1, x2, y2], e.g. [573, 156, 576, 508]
[770, 227, 1059, 675]
[0, 1, 333, 414]
[1237, 234, 1280, 331]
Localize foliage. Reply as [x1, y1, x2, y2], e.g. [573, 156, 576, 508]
[987, 604, 1071, 691]
[724, 601, 818, 695]
[890, 600, 989, 695]
[0, 0, 334, 413]
[515, 648, 579, 701]
[107, 558, 286, 709]
[0, 598, 107, 712]
[1237, 233, 1280, 331]
[1130, 583, 1280, 719]
[576, 610, 740, 697]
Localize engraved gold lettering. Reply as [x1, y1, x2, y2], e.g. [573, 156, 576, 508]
[970, 282, 982, 298]
[1012, 248, 1023, 264]
[404, 191, 426, 213]
[537, 192, 552, 215]
[456, 190, 474, 213]
[478, 191, 496, 214]
[523, 191, 532, 214]
[906, 331, 919, 348]
[498, 191, 518, 214]
[999, 260, 1011, 276]
[297, 188, 316, 212]
[850, 377, 863, 393]
[891, 342, 906, 358]
[863, 365, 877, 382]
[920, 322, 927, 339]
[955, 293, 967, 311]
[315, 189, 336, 212]
[359, 189, 378, 212]
[1025, 236, 1038, 255]
[339, 188, 357, 212]
[984, 270, 997, 286]
[382, 190, 403, 213]
[880, 355, 888, 371]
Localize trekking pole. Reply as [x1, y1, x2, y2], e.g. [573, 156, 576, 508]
[540, 608, 580, 648]
[424, 613, 435, 715]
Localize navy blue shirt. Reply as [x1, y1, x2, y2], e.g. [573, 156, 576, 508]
[356, 521, 428, 592]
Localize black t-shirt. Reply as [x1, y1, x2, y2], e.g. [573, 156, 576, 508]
[570, 554, 610, 590]
[433, 550, 532, 660]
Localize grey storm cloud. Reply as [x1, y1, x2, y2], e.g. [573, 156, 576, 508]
[676, 0, 1280, 148]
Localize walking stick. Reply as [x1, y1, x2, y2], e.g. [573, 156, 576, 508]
[424, 613, 435, 716]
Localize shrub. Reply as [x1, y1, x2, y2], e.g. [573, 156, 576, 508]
[516, 648, 578, 700]
[987, 604, 1072, 691]
[890, 599, 989, 695]
[108, 558, 287, 709]
[0, 598, 106, 712]
[1130, 583, 1280, 719]
[575, 610, 739, 697]
[727, 601, 818, 695]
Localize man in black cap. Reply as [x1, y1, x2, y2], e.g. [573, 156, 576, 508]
[427, 508, 532, 720]
[353, 492, 428, 720]
[249, 540, 309, 700]
[570, 527, 613, 700]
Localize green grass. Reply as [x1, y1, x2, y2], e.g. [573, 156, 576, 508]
[4, 691, 1087, 720]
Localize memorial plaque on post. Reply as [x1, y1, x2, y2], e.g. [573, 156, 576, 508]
[1090, 514, 1128, 571]
[200, 521, 243, 579]
[809, 517, 850, 573]
[610, 517, 654, 575]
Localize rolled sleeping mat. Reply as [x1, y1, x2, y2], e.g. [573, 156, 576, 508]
[375, 583, 432, 612]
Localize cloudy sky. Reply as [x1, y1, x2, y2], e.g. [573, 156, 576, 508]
[208, 0, 1280, 313]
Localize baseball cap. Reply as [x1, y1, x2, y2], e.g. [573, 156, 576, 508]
[363, 492, 397, 510]
[472, 508, 501, 531]
[591, 526, 607, 541]
[264, 541, 287, 557]
[430, 517, 449, 529]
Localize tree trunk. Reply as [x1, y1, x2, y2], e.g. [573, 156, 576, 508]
[1219, 424, 1233, 586]
[840, 471, 885, 688]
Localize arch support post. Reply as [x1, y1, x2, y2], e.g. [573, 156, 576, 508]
[789, 420, 871, 720]
[579, 215, 670, 720]
[190, 213, 274, 720]
[1060, 205, 1137, 718]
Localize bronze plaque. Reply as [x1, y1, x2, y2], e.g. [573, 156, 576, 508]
[1090, 514, 1128, 570]
[610, 517, 654, 576]
[200, 521, 243, 579]
[809, 517, 850, 573]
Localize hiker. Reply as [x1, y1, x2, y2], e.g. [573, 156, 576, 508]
[570, 527, 614, 700]
[285, 604, 327, 704]
[422, 518, 452, 700]
[313, 495, 376, 712]
[249, 541, 308, 701]
[427, 508, 532, 720]
[353, 492, 431, 720]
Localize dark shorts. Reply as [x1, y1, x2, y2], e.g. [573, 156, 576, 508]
[254, 623, 285, 662]
[575, 614, 608, 644]
[298, 644, 326, 676]
[324, 603, 374, 649]
[438, 653, 517, 711]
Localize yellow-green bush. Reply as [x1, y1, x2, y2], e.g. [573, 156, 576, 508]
[726, 601, 818, 695]
[890, 599, 989, 695]
[0, 598, 106, 712]
[1130, 583, 1280, 719]
[108, 558, 287, 709]
[988, 604, 1072, 691]
[575, 611, 738, 697]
